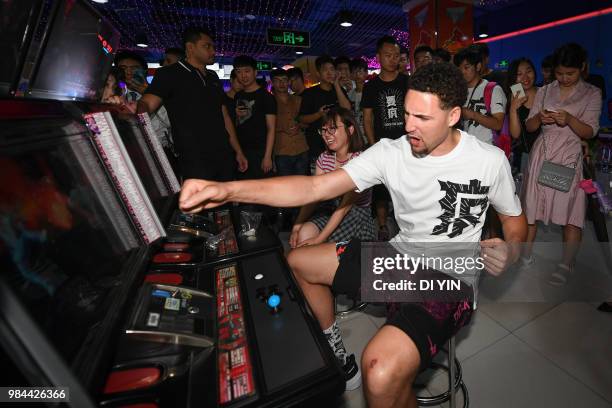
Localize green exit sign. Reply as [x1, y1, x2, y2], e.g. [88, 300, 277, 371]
[266, 28, 310, 48]
[256, 61, 272, 71]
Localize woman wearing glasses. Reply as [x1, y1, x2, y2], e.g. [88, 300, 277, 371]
[289, 107, 376, 248]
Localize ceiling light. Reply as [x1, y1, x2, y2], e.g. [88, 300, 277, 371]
[135, 33, 148, 47]
[245, 14, 256, 20]
[478, 24, 488, 39]
[295, 51, 303, 55]
[91, 0, 109, 3]
[340, 10, 352, 27]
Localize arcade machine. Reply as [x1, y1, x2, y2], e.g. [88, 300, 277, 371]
[76, 98, 282, 278]
[0, 1, 345, 407]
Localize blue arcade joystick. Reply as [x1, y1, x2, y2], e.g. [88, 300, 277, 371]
[267, 294, 281, 309]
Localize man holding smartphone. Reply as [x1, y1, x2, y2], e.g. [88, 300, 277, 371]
[298, 55, 352, 173]
[454, 46, 507, 146]
[115, 51, 149, 101]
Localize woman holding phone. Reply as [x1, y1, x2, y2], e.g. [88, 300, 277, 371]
[507, 58, 539, 172]
[521, 43, 602, 285]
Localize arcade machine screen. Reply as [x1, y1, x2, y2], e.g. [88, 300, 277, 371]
[0, 0, 41, 95]
[28, 0, 119, 101]
[0, 117, 140, 371]
[111, 114, 170, 218]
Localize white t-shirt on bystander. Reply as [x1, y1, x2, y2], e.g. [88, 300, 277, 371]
[462, 79, 507, 145]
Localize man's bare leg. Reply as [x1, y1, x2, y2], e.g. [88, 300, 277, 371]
[287, 242, 338, 329]
[362, 325, 421, 408]
[287, 242, 361, 390]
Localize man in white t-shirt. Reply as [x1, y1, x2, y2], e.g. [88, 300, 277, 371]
[454, 46, 507, 145]
[179, 63, 526, 406]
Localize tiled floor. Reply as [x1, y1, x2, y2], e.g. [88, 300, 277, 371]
[280, 217, 612, 407]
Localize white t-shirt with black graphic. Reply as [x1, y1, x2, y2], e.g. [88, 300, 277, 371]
[462, 79, 507, 145]
[343, 131, 521, 244]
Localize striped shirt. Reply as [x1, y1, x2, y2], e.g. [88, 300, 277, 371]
[316, 151, 372, 207]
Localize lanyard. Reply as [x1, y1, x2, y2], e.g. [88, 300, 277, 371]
[467, 79, 483, 105]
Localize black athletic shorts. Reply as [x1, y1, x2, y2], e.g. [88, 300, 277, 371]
[332, 239, 474, 371]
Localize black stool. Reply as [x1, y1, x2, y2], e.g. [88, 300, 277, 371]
[334, 296, 367, 317]
[415, 336, 469, 407]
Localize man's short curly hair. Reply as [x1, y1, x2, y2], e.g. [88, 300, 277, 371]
[408, 62, 467, 110]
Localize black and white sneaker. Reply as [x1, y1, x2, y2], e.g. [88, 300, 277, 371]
[342, 354, 361, 391]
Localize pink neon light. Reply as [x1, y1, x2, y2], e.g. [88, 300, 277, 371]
[477, 7, 612, 43]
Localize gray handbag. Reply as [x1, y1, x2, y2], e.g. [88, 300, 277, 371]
[536, 85, 578, 193]
[537, 135, 577, 193]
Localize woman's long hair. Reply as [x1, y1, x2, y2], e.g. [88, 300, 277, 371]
[321, 107, 364, 153]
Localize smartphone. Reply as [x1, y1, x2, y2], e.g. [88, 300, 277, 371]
[544, 108, 558, 114]
[116, 81, 128, 96]
[132, 68, 147, 85]
[510, 83, 525, 99]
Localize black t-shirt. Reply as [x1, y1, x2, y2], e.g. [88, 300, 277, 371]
[234, 87, 276, 151]
[299, 85, 346, 157]
[362, 74, 409, 140]
[223, 93, 237, 124]
[145, 60, 231, 177]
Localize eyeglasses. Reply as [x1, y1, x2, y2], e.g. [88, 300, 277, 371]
[318, 125, 345, 136]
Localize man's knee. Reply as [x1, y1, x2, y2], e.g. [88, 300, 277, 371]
[287, 247, 317, 282]
[287, 243, 338, 286]
[362, 341, 420, 397]
[287, 249, 305, 276]
[297, 222, 319, 243]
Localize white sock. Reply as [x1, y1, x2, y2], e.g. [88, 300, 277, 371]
[323, 321, 348, 365]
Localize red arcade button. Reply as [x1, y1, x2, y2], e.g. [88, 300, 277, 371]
[152, 252, 193, 264]
[163, 242, 190, 251]
[144, 273, 184, 285]
[103, 367, 161, 394]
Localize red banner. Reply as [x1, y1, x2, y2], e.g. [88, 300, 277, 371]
[407, 0, 473, 66]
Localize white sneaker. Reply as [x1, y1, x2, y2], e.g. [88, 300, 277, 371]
[518, 256, 535, 269]
[548, 263, 572, 286]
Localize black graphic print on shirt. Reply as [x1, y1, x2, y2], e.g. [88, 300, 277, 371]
[236, 99, 255, 125]
[432, 179, 490, 238]
[377, 89, 404, 130]
[465, 96, 504, 129]
[465, 97, 486, 129]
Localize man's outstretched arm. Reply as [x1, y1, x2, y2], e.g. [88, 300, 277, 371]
[179, 169, 357, 213]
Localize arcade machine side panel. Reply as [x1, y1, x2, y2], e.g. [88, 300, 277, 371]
[0, 0, 45, 97]
[0, 105, 153, 395]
